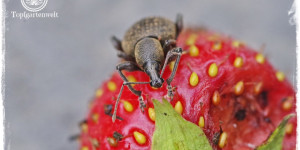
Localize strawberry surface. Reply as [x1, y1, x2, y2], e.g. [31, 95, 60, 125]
[79, 29, 296, 150]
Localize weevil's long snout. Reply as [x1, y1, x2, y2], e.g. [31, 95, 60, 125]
[144, 61, 164, 88]
[150, 78, 164, 88]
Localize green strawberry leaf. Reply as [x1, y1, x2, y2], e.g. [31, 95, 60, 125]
[257, 114, 295, 150]
[151, 99, 212, 150]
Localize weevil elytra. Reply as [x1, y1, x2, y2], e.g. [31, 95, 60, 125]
[111, 14, 183, 122]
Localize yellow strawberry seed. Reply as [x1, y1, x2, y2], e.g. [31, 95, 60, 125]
[189, 72, 199, 87]
[285, 123, 293, 134]
[95, 88, 103, 97]
[81, 146, 89, 150]
[232, 40, 242, 48]
[122, 100, 134, 112]
[174, 101, 183, 115]
[254, 82, 263, 95]
[91, 138, 100, 148]
[127, 75, 137, 87]
[189, 45, 199, 57]
[169, 60, 175, 71]
[253, 82, 263, 95]
[282, 97, 293, 111]
[107, 137, 118, 147]
[186, 34, 197, 46]
[234, 81, 244, 96]
[133, 131, 146, 145]
[255, 53, 265, 64]
[212, 41, 222, 50]
[198, 116, 205, 128]
[233, 57, 243, 68]
[148, 108, 155, 121]
[212, 90, 221, 106]
[81, 122, 88, 133]
[92, 113, 99, 123]
[107, 81, 117, 91]
[276, 71, 285, 82]
[208, 63, 218, 77]
[218, 132, 228, 148]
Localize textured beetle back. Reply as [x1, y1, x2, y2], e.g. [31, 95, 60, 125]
[122, 17, 176, 57]
[134, 38, 164, 69]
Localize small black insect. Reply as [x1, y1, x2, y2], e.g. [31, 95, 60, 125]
[212, 126, 223, 145]
[111, 14, 183, 122]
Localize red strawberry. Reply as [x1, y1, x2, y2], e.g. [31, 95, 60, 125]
[78, 28, 296, 150]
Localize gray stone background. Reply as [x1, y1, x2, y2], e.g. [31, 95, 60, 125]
[4, 0, 296, 150]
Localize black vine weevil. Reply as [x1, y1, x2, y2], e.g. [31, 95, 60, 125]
[111, 14, 183, 122]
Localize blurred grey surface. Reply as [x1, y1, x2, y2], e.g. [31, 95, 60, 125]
[4, 0, 296, 150]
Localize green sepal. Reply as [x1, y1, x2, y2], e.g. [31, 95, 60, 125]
[151, 99, 213, 150]
[257, 114, 295, 150]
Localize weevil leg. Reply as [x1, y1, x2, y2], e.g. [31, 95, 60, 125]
[112, 36, 135, 61]
[112, 83, 125, 122]
[160, 47, 182, 78]
[113, 81, 150, 122]
[113, 61, 148, 122]
[117, 51, 135, 62]
[175, 14, 183, 38]
[111, 36, 123, 51]
[166, 47, 183, 99]
[159, 47, 182, 99]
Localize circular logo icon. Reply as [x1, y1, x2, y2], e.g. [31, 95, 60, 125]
[21, 0, 48, 12]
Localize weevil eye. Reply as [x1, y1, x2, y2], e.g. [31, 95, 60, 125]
[150, 78, 164, 88]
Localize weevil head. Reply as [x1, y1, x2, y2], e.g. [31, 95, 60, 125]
[144, 61, 164, 88]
